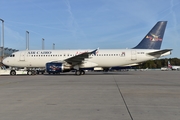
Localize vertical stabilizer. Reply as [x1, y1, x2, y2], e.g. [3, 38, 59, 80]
[168, 61, 172, 69]
[133, 21, 167, 49]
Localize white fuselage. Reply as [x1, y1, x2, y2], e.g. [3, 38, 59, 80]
[171, 66, 180, 70]
[3, 49, 163, 68]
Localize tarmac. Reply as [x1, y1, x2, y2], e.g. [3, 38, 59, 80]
[0, 70, 180, 120]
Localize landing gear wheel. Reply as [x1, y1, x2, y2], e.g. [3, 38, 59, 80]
[10, 70, 16, 76]
[27, 71, 32, 75]
[75, 70, 85, 75]
[32, 70, 36, 75]
[75, 70, 81, 75]
[80, 70, 85, 75]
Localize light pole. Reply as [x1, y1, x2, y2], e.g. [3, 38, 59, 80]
[26, 31, 29, 50]
[42, 38, 44, 50]
[0, 18, 4, 59]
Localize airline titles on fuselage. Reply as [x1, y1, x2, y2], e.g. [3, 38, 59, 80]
[27, 51, 126, 57]
[28, 51, 52, 54]
[27, 51, 89, 55]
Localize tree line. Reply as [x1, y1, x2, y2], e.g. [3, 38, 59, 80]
[137, 58, 180, 69]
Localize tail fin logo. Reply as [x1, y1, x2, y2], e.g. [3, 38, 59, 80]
[146, 33, 162, 41]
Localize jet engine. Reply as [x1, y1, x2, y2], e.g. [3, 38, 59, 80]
[46, 62, 71, 74]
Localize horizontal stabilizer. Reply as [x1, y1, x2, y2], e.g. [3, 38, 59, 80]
[147, 49, 172, 56]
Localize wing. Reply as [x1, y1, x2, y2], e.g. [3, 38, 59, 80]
[64, 48, 98, 66]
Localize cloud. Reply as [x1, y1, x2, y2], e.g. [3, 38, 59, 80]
[169, 0, 180, 46]
[64, 0, 87, 41]
[64, 0, 78, 37]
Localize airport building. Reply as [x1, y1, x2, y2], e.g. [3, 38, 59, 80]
[0, 47, 18, 65]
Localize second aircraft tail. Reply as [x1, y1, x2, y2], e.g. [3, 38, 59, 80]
[168, 61, 172, 69]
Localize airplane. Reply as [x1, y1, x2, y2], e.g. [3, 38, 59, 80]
[2, 21, 172, 75]
[168, 61, 180, 70]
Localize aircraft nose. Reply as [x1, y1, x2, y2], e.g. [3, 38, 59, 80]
[2, 58, 10, 66]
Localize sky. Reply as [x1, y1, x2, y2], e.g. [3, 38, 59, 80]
[0, 0, 180, 58]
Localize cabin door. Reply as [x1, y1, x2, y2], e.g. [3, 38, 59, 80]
[19, 51, 26, 61]
[131, 50, 137, 60]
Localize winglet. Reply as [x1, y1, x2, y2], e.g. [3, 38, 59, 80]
[90, 48, 99, 55]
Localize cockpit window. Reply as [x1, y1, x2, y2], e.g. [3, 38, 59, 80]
[10, 54, 15, 57]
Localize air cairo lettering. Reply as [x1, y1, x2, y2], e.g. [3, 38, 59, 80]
[28, 51, 52, 54]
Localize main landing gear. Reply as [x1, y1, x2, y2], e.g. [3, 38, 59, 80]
[27, 70, 36, 75]
[75, 70, 85, 75]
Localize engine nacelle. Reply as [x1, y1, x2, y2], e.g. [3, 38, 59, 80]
[46, 62, 71, 74]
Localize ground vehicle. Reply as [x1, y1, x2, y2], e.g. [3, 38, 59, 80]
[0, 66, 27, 75]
